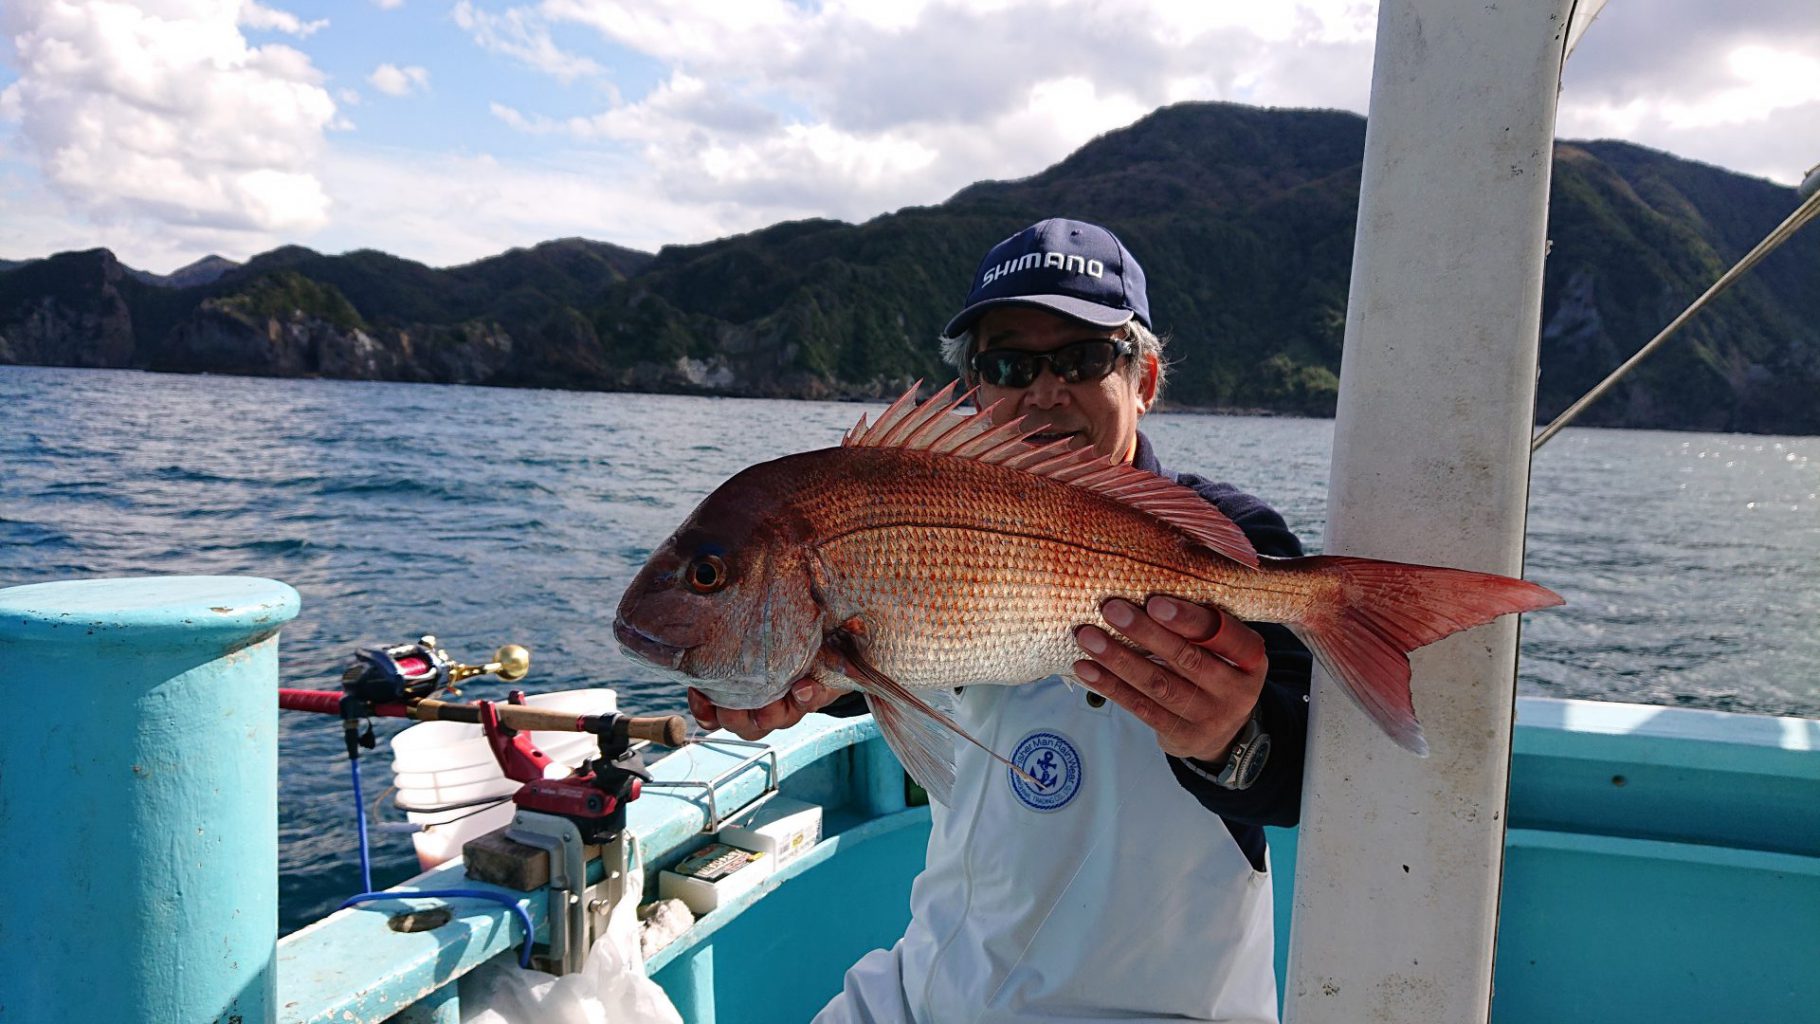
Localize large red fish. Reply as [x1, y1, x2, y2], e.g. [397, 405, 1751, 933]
[614, 384, 1562, 801]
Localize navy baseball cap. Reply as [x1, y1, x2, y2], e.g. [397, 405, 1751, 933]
[943, 218, 1150, 337]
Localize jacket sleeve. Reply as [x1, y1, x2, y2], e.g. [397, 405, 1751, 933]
[818, 692, 872, 718]
[1163, 477, 1313, 829]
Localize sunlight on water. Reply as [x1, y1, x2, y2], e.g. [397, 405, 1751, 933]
[3, 366, 1816, 931]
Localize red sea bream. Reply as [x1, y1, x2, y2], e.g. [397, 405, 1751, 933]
[614, 384, 1563, 801]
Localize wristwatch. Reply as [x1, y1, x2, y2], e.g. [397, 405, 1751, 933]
[1191, 709, 1271, 791]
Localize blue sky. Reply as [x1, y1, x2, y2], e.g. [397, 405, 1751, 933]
[2, 1, 1815, 274]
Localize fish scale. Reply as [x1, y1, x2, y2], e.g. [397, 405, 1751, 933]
[819, 523, 1238, 689]
[614, 383, 1564, 802]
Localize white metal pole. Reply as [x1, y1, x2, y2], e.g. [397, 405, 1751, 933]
[1283, 2, 1574, 1022]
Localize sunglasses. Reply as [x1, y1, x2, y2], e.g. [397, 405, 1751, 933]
[970, 338, 1136, 389]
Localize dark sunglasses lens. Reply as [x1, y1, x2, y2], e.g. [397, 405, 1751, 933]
[977, 351, 1036, 387]
[1052, 342, 1117, 383]
[974, 340, 1124, 387]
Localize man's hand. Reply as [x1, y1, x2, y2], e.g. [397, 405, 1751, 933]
[685, 679, 846, 741]
[1072, 595, 1267, 763]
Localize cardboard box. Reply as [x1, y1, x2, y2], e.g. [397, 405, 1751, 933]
[658, 842, 771, 915]
[718, 797, 823, 868]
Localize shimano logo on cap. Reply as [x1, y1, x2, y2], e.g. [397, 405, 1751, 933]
[979, 251, 1106, 289]
[942, 218, 1150, 337]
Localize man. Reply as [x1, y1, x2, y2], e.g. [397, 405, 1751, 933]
[687, 218, 1313, 1023]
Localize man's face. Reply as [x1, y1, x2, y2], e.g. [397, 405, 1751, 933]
[970, 306, 1158, 464]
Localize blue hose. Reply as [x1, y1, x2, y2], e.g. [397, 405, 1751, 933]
[339, 889, 535, 968]
[345, 756, 536, 968]
[350, 756, 374, 893]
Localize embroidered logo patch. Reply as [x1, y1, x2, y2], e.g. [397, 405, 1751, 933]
[1007, 730, 1083, 812]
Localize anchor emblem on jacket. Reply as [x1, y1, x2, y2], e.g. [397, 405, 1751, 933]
[1029, 750, 1059, 790]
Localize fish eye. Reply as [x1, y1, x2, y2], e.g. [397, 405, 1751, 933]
[687, 554, 729, 594]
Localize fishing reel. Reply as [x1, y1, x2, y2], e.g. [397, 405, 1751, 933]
[340, 635, 531, 705]
[332, 635, 532, 759]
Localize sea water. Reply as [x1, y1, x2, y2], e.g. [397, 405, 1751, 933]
[3, 364, 1815, 932]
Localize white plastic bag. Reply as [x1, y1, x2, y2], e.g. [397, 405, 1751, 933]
[460, 865, 683, 1024]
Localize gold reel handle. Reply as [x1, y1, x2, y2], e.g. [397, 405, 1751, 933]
[446, 644, 532, 685]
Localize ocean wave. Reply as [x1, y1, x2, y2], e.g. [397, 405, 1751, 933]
[10, 367, 1818, 937]
[151, 464, 241, 485]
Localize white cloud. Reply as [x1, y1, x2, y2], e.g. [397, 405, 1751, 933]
[1566, 44, 1820, 135]
[374, 0, 405, 9]
[315, 145, 744, 264]
[453, 1, 605, 82]
[493, 71, 777, 140]
[241, 1, 327, 37]
[480, 1, 1379, 225]
[0, 156, 306, 272]
[0, 0, 336, 237]
[1557, 0, 1818, 183]
[368, 63, 430, 97]
[540, 0, 804, 69]
[6, 0, 1814, 273]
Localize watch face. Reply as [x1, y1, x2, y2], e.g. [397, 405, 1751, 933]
[1236, 733, 1272, 789]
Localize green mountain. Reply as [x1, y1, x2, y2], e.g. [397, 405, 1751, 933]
[1539, 141, 1819, 433]
[2, 102, 1814, 433]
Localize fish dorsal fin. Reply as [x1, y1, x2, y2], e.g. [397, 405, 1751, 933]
[844, 384, 1260, 569]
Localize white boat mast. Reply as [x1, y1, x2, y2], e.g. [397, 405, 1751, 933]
[1284, 1, 1583, 1021]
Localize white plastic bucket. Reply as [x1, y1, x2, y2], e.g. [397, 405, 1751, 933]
[389, 688, 618, 870]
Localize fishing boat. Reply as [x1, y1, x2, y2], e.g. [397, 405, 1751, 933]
[2, 1, 1815, 1022]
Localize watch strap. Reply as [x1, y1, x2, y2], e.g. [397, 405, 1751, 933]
[1182, 708, 1269, 791]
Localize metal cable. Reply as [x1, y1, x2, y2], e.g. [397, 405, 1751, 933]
[1533, 185, 1820, 451]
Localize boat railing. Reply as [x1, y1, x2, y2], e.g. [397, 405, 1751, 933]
[19, 571, 1795, 1024]
[274, 712, 912, 1024]
[272, 693, 1820, 1023]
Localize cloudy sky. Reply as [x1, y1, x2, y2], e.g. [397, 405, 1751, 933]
[1, 0, 1815, 274]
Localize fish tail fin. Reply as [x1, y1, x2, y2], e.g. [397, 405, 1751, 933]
[1287, 555, 1564, 756]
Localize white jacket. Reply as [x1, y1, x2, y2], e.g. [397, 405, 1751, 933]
[815, 678, 1278, 1023]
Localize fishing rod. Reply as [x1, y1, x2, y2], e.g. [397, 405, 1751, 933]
[281, 635, 684, 758]
[280, 635, 687, 840]
[280, 636, 684, 763]
[280, 635, 690, 967]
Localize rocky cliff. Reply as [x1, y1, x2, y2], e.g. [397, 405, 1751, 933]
[3, 103, 1815, 433]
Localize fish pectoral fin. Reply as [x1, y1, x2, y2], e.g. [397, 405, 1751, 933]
[819, 633, 1037, 804]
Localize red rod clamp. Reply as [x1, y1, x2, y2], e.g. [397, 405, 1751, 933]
[477, 699, 556, 783]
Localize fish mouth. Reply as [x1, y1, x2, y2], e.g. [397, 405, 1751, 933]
[613, 617, 692, 671]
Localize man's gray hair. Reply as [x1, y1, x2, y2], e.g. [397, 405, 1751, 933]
[939, 317, 1169, 396]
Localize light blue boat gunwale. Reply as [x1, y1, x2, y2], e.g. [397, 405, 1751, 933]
[274, 714, 901, 1024]
[272, 692, 1820, 1024]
